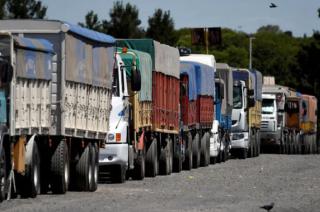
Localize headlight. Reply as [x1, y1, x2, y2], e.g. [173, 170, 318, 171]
[232, 133, 244, 140]
[108, 133, 115, 141]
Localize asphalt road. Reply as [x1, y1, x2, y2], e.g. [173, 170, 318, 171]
[1, 154, 320, 212]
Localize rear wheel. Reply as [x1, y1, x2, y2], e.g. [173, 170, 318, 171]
[173, 137, 182, 173]
[132, 152, 145, 180]
[51, 140, 69, 194]
[145, 139, 158, 177]
[21, 141, 41, 198]
[205, 133, 210, 165]
[200, 134, 207, 167]
[192, 134, 200, 168]
[159, 138, 171, 175]
[75, 143, 92, 191]
[183, 133, 193, 170]
[89, 143, 99, 191]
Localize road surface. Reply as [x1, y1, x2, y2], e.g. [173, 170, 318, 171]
[1, 154, 320, 212]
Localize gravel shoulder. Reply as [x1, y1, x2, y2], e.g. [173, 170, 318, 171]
[1, 154, 320, 212]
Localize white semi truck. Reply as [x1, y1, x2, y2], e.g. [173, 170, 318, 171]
[230, 69, 262, 159]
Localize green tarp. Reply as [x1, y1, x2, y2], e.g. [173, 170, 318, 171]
[117, 39, 180, 79]
[117, 48, 152, 101]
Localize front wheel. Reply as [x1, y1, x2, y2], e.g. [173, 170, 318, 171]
[239, 148, 248, 159]
[0, 147, 7, 202]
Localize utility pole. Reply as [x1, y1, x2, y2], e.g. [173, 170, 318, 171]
[249, 37, 255, 70]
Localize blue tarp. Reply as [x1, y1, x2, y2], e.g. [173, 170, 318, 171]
[14, 36, 55, 54]
[233, 70, 249, 81]
[181, 61, 215, 97]
[251, 70, 263, 101]
[14, 36, 54, 80]
[180, 62, 197, 100]
[64, 22, 115, 44]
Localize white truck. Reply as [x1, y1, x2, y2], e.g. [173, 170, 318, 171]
[230, 69, 262, 159]
[0, 20, 115, 200]
[99, 39, 181, 183]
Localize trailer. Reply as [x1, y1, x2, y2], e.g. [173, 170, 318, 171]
[230, 69, 262, 159]
[0, 20, 115, 200]
[99, 39, 180, 183]
[180, 54, 215, 168]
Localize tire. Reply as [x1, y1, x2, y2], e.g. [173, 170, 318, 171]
[145, 139, 157, 177]
[183, 133, 193, 170]
[0, 147, 7, 202]
[248, 130, 254, 158]
[192, 134, 200, 168]
[75, 143, 92, 191]
[173, 137, 182, 173]
[200, 134, 207, 167]
[240, 148, 248, 159]
[159, 138, 170, 175]
[210, 157, 216, 165]
[51, 140, 69, 194]
[132, 153, 145, 180]
[89, 143, 99, 191]
[168, 138, 173, 174]
[21, 141, 41, 198]
[205, 133, 210, 166]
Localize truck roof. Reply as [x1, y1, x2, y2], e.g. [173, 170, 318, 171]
[180, 54, 216, 68]
[0, 19, 115, 44]
[13, 36, 54, 54]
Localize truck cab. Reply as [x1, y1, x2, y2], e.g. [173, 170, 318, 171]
[231, 80, 249, 149]
[261, 93, 280, 147]
[99, 49, 142, 183]
[99, 53, 130, 182]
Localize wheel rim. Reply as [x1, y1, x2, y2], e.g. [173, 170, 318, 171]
[0, 174, 4, 195]
[64, 162, 69, 186]
[94, 164, 98, 184]
[88, 162, 92, 184]
[33, 164, 39, 190]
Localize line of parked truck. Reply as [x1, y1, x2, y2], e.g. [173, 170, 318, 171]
[0, 20, 318, 202]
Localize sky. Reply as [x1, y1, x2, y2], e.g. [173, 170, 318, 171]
[41, 0, 320, 37]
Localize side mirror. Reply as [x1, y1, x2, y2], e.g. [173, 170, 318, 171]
[248, 96, 255, 108]
[131, 67, 141, 92]
[247, 89, 254, 97]
[0, 62, 13, 84]
[220, 83, 224, 99]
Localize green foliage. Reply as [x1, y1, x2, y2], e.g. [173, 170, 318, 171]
[79, 10, 103, 32]
[0, 0, 6, 19]
[146, 9, 178, 46]
[4, 0, 47, 19]
[103, 1, 144, 38]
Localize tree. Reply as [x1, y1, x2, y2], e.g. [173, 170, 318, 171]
[79, 10, 103, 32]
[4, 0, 47, 19]
[103, 1, 144, 38]
[0, 0, 6, 19]
[146, 9, 178, 46]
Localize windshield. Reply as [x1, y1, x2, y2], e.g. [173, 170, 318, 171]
[262, 99, 275, 114]
[233, 85, 242, 109]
